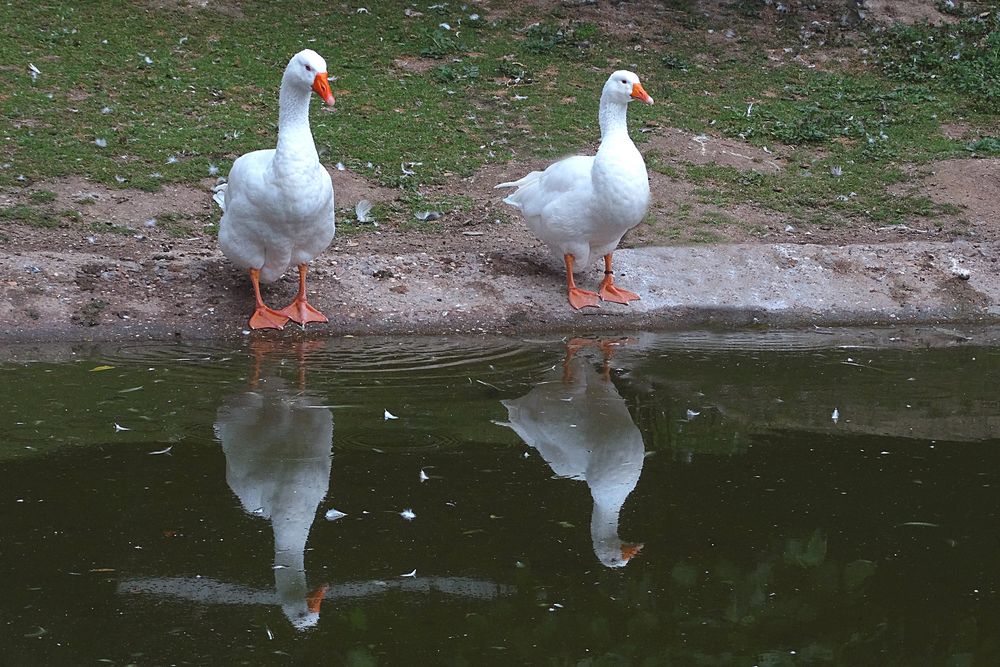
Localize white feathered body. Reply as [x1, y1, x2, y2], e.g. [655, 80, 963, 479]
[219, 150, 334, 284]
[218, 50, 336, 285]
[499, 71, 651, 271]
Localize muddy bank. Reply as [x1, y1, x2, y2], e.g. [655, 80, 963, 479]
[1, 239, 997, 343]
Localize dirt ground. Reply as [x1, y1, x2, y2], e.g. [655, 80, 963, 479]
[1, 1, 999, 342]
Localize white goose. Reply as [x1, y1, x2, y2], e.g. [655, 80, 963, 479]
[217, 49, 336, 330]
[500, 340, 645, 567]
[496, 70, 653, 310]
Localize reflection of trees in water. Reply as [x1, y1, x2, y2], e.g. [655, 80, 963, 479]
[615, 344, 1000, 456]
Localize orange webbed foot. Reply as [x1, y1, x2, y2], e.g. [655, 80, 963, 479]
[278, 299, 328, 325]
[568, 287, 600, 310]
[598, 281, 640, 305]
[249, 306, 289, 330]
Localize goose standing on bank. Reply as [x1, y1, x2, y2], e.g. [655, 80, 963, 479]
[217, 49, 336, 330]
[496, 71, 653, 310]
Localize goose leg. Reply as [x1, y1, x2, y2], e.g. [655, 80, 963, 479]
[307, 583, 329, 613]
[598, 253, 640, 304]
[248, 268, 290, 330]
[563, 337, 594, 382]
[564, 254, 600, 310]
[278, 264, 328, 325]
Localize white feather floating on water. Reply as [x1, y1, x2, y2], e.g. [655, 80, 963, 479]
[114, 422, 130, 432]
[401, 569, 417, 577]
[400, 508, 416, 521]
[419, 469, 429, 483]
[324, 508, 348, 521]
[832, 408, 840, 424]
[384, 409, 398, 420]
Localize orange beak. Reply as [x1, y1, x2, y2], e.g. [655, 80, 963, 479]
[621, 542, 644, 562]
[312, 72, 335, 106]
[630, 83, 654, 105]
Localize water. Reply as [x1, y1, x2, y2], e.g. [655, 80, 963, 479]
[1, 332, 999, 665]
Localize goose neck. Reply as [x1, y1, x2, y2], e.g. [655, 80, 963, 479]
[598, 98, 630, 140]
[275, 74, 318, 161]
[590, 499, 622, 540]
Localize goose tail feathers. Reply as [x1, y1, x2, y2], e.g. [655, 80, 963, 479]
[495, 171, 542, 191]
[495, 171, 543, 209]
[212, 181, 228, 211]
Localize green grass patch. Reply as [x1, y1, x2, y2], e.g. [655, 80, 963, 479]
[684, 160, 959, 227]
[696, 211, 735, 227]
[0, 204, 61, 228]
[874, 12, 1000, 109]
[690, 229, 723, 243]
[0, 0, 996, 238]
[88, 221, 133, 236]
[153, 212, 199, 238]
[29, 190, 56, 204]
[967, 136, 1000, 155]
[0, 1, 661, 191]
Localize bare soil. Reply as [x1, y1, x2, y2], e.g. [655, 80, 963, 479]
[2, 0, 998, 341]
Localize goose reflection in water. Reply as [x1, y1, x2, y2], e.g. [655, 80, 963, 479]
[500, 338, 645, 568]
[117, 342, 516, 625]
[214, 344, 333, 630]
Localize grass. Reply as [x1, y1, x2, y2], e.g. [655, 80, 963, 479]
[0, 1, 998, 238]
[0, 204, 61, 228]
[0, 1, 689, 191]
[875, 11, 1000, 108]
[29, 189, 56, 204]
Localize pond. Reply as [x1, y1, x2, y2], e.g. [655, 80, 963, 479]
[1, 331, 998, 665]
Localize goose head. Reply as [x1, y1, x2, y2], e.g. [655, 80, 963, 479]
[594, 539, 645, 569]
[286, 49, 335, 105]
[602, 70, 653, 106]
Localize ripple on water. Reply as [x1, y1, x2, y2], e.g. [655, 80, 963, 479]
[102, 337, 550, 373]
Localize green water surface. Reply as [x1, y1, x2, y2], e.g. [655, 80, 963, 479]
[1, 332, 998, 666]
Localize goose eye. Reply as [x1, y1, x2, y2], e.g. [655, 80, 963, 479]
[621, 79, 628, 84]
[305, 64, 313, 72]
